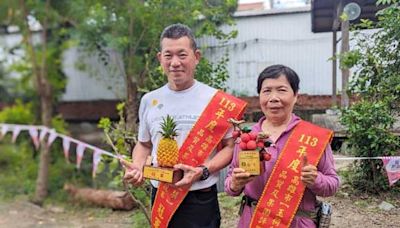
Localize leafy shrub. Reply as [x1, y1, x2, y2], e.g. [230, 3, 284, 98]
[0, 140, 37, 198]
[0, 100, 35, 124]
[340, 3, 400, 193]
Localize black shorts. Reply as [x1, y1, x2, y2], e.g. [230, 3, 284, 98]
[151, 185, 221, 228]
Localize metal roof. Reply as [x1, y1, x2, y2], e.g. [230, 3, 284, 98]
[311, 0, 387, 33]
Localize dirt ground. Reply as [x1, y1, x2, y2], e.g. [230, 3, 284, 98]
[0, 156, 399, 228]
[0, 199, 134, 228]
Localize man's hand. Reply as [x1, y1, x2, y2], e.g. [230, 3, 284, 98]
[120, 159, 145, 187]
[173, 163, 203, 189]
[301, 155, 318, 187]
[230, 168, 255, 192]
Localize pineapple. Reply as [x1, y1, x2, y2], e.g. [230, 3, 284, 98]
[157, 115, 179, 167]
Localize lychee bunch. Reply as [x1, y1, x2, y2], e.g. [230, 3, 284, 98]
[228, 118, 273, 161]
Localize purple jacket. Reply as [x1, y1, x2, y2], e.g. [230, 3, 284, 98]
[225, 114, 340, 228]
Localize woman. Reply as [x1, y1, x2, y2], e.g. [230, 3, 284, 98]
[225, 64, 339, 228]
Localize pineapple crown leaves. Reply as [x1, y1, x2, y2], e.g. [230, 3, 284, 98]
[158, 115, 178, 139]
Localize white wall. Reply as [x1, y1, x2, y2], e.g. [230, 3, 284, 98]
[61, 47, 126, 101]
[2, 9, 375, 100]
[198, 9, 342, 96]
[0, 32, 126, 101]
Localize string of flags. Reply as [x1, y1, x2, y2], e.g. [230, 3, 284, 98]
[0, 123, 119, 178]
[0, 123, 399, 186]
[334, 156, 400, 186]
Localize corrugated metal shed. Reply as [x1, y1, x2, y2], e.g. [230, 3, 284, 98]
[198, 6, 343, 97]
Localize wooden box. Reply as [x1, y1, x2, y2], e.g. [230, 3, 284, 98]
[143, 166, 183, 184]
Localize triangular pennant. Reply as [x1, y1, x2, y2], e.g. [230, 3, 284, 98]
[62, 137, 71, 163]
[92, 150, 103, 178]
[28, 127, 40, 150]
[76, 143, 86, 169]
[11, 126, 21, 143]
[0, 125, 9, 140]
[39, 128, 48, 142]
[47, 130, 58, 148]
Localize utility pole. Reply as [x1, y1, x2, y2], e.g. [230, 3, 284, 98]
[331, 0, 343, 108]
[340, 16, 350, 108]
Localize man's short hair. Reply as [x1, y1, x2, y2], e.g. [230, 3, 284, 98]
[159, 23, 198, 51]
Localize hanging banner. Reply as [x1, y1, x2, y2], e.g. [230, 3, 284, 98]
[382, 157, 400, 186]
[11, 126, 21, 143]
[62, 137, 71, 163]
[28, 127, 40, 149]
[76, 143, 86, 169]
[47, 130, 58, 147]
[5, 122, 398, 186]
[0, 123, 118, 180]
[92, 150, 103, 178]
[39, 128, 48, 142]
[0, 125, 8, 140]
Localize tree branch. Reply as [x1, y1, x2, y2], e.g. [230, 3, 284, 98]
[104, 131, 150, 224]
[19, 0, 41, 89]
[124, 182, 151, 224]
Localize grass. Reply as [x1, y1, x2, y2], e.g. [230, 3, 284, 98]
[132, 210, 150, 228]
[218, 192, 241, 227]
[219, 192, 241, 210]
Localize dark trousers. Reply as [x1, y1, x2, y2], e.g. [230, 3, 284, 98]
[151, 185, 221, 228]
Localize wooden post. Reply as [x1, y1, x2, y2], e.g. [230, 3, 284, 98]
[331, 0, 342, 108]
[340, 19, 350, 108]
[332, 30, 337, 107]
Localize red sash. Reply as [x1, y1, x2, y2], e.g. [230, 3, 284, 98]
[250, 121, 333, 228]
[151, 91, 247, 228]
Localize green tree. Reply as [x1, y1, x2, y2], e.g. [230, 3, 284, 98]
[0, 64, 11, 102]
[340, 1, 400, 193]
[71, 0, 237, 148]
[76, 1, 238, 224]
[0, 0, 68, 204]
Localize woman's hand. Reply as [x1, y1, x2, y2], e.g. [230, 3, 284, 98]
[301, 156, 318, 187]
[230, 168, 255, 192]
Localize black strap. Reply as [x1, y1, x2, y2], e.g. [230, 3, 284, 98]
[242, 195, 258, 207]
[242, 195, 318, 223]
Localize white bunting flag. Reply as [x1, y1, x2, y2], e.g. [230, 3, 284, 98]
[92, 150, 103, 178]
[11, 126, 21, 143]
[76, 143, 86, 169]
[0, 123, 121, 179]
[47, 130, 58, 148]
[0, 125, 9, 140]
[39, 128, 48, 142]
[62, 137, 71, 163]
[28, 127, 40, 149]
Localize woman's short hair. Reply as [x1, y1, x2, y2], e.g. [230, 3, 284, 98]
[257, 64, 300, 94]
[159, 23, 197, 51]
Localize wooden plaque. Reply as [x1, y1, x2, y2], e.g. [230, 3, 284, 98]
[239, 150, 261, 175]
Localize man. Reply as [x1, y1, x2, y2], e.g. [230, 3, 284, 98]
[123, 23, 246, 227]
